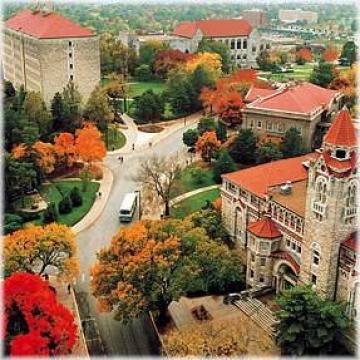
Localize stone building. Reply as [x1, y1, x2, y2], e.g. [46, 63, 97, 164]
[279, 9, 318, 24]
[171, 19, 271, 68]
[242, 82, 343, 150]
[3, 8, 100, 105]
[221, 108, 358, 316]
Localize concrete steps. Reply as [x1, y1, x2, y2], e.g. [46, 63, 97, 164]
[234, 297, 278, 336]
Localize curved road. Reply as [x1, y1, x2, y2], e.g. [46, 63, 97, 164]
[74, 122, 197, 355]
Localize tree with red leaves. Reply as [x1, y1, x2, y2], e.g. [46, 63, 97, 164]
[296, 48, 312, 65]
[322, 45, 339, 62]
[154, 49, 192, 78]
[214, 91, 244, 125]
[4, 272, 77, 356]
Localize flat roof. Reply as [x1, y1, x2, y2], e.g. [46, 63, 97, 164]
[120, 193, 137, 211]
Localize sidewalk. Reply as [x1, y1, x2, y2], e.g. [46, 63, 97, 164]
[169, 184, 220, 207]
[72, 165, 113, 234]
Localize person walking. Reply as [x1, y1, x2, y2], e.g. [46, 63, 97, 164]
[132, 143, 135, 151]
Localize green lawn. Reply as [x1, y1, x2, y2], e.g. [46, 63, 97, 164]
[128, 81, 166, 98]
[33, 180, 100, 227]
[171, 188, 220, 219]
[105, 126, 126, 151]
[170, 164, 216, 199]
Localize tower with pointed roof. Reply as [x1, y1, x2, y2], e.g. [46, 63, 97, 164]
[299, 108, 358, 299]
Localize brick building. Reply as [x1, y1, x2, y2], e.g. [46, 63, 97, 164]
[221, 108, 358, 316]
[171, 19, 271, 68]
[279, 9, 318, 24]
[241, 9, 268, 28]
[242, 82, 343, 150]
[3, 9, 100, 105]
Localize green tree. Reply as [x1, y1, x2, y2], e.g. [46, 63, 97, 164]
[340, 41, 357, 66]
[189, 65, 215, 109]
[256, 50, 274, 71]
[43, 202, 59, 224]
[62, 81, 82, 132]
[275, 286, 349, 356]
[70, 187, 83, 207]
[182, 128, 199, 148]
[132, 89, 164, 123]
[229, 129, 257, 164]
[216, 120, 227, 142]
[310, 61, 337, 88]
[51, 92, 66, 132]
[280, 127, 304, 158]
[198, 39, 231, 73]
[138, 40, 168, 73]
[23, 91, 52, 138]
[197, 117, 216, 136]
[134, 64, 153, 81]
[83, 86, 114, 132]
[256, 142, 282, 164]
[4, 80, 16, 98]
[213, 149, 237, 183]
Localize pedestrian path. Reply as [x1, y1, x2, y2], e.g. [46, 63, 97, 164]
[72, 165, 113, 234]
[169, 184, 220, 207]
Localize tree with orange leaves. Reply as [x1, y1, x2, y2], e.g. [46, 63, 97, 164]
[185, 52, 222, 77]
[11, 143, 29, 160]
[322, 45, 339, 62]
[195, 131, 221, 162]
[214, 91, 244, 125]
[4, 223, 79, 281]
[32, 141, 56, 176]
[54, 132, 76, 168]
[295, 48, 312, 65]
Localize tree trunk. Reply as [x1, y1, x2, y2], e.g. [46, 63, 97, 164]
[164, 201, 170, 217]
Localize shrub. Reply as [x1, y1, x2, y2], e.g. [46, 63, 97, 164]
[58, 195, 73, 214]
[89, 164, 103, 180]
[43, 202, 58, 223]
[4, 222, 23, 234]
[134, 64, 152, 81]
[17, 211, 40, 223]
[70, 187, 83, 207]
[4, 213, 24, 234]
[190, 167, 208, 185]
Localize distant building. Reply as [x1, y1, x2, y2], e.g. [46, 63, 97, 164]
[3, 8, 100, 104]
[241, 9, 268, 28]
[242, 82, 343, 150]
[279, 9, 318, 24]
[221, 108, 358, 315]
[171, 19, 271, 68]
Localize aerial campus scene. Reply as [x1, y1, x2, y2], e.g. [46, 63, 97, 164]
[1, 0, 359, 357]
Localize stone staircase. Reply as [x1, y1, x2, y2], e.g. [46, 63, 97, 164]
[233, 296, 278, 336]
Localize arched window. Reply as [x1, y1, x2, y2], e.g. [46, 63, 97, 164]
[315, 177, 327, 204]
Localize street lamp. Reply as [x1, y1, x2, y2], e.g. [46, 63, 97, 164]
[135, 189, 141, 220]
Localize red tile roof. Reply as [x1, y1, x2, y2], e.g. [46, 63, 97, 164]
[323, 109, 357, 147]
[245, 86, 277, 103]
[173, 19, 252, 39]
[272, 251, 300, 274]
[223, 153, 314, 198]
[322, 150, 357, 174]
[342, 232, 358, 253]
[5, 9, 94, 39]
[246, 82, 340, 114]
[247, 216, 281, 238]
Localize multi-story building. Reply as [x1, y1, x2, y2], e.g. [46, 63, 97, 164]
[221, 108, 358, 315]
[3, 8, 100, 105]
[241, 9, 268, 28]
[242, 82, 343, 150]
[279, 9, 318, 24]
[171, 19, 271, 68]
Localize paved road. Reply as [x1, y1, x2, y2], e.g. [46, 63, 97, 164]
[74, 122, 196, 355]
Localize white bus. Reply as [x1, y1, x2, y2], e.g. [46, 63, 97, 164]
[119, 192, 138, 222]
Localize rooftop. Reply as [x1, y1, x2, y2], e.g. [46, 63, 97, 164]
[172, 19, 252, 39]
[270, 180, 307, 217]
[247, 216, 282, 239]
[223, 153, 314, 198]
[246, 82, 340, 115]
[341, 232, 358, 253]
[5, 9, 94, 39]
[245, 86, 277, 103]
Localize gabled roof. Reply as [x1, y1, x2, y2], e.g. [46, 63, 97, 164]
[172, 19, 252, 39]
[342, 232, 358, 253]
[5, 9, 94, 39]
[323, 109, 357, 147]
[245, 86, 277, 103]
[246, 82, 340, 115]
[222, 153, 315, 198]
[247, 216, 281, 239]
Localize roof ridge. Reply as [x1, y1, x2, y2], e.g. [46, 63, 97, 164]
[247, 84, 286, 107]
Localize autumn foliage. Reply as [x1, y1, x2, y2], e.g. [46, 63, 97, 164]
[54, 132, 76, 168]
[195, 131, 221, 162]
[4, 272, 77, 356]
[4, 223, 79, 281]
[32, 141, 56, 174]
[322, 45, 339, 62]
[154, 49, 193, 78]
[185, 52, 222, 75]
[296, 48, 313, 63]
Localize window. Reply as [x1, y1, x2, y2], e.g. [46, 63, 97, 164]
[278, 123, 285, 133]
[267, 122, 272, 131]
[260, 241, 269, 252]
[227, 182, 237, 194]
[312, 249, 320, 266]
[315, 177, 327, 204]
[257, 120, 262, 128]
[266, 43, 270, 50]
[237, 54, 241, 60]
[335, 148, 347, 159]
[260, 44, 264, 51]
[291, 242, 296, 251]
[69, 63, 73, 69]
[250, 270, 254, 278]
[259, 274, 264, 283]
[69, 75, 74, 81]
[243, 40, 247, 49]
[237, 40, 241, 49]
[243, 54, 247, 60]
[69, 53, 72, 58]
[231, 40, 235, 49]
[251, 253, 255, 262]
[297, 245, 301, 254]
[252, 46, 256, 52]
[260, 257, 266, 266]
[311, 274, 317, 284]
[68, 41, 73, 47]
